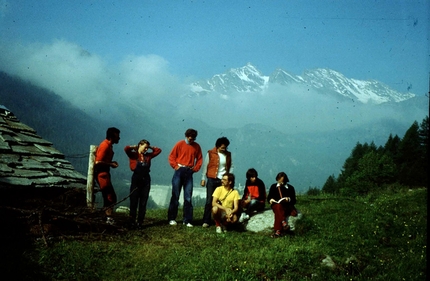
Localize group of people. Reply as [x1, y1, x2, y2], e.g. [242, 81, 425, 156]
[93, 127, 297, 237]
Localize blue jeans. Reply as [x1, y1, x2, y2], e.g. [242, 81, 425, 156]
[245, 199, 265, 215]
[202, 177, 222, 224]
[168, 167, 194, 223]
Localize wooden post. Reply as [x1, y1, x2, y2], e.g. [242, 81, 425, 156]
[86, 145, 97, 209]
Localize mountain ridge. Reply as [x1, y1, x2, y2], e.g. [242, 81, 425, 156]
[189, 63, 415, 104]
[1, 70, 427, 193]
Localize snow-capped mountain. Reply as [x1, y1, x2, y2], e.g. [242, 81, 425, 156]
[190, 63, 415, 104]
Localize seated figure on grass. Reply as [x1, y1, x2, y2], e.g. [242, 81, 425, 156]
[267, 172, 298, 238]
[211, 173, 240, 233]
[239, 168, 266, 222]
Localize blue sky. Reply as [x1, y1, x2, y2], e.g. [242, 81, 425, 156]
[0, 0, 429, 96]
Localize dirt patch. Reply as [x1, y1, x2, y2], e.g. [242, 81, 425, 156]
[0, 185, 131, 246]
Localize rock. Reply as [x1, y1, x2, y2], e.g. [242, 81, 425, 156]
[244, 209, 303, 232]
[116, 206, 130, 215]
[322, 255, 336, 268]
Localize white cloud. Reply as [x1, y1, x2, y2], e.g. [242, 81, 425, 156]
[0, 40, 185, 114]
[0, 39, 425, 136]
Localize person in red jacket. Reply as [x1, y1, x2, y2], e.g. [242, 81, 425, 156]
[167, 128, 203, 227]
[124, 139, 162, 229]
[94, 127, 120, 225]
[200, 137, 233, 228]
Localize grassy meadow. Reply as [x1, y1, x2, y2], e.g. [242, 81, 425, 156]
[11, 186, 428, 280]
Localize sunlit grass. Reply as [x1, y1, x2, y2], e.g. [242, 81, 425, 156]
[33, 186, 427, 280]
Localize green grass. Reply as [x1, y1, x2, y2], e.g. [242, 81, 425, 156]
[23, 187, 430, 280]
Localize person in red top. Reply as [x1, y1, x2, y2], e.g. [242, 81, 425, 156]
[239, 168, 266, 222]
[94, 127, 120, 224]
[167, 128, 203, 227]
[124, 139, 162, 229]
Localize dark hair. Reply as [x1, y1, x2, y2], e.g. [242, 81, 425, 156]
[215, 137, 230, 148]
[106, 127, 120, 140]
[185, 128, 198, 139]
[223, 173, 235, 187]
[246, 168, 258, 180]
[138, 139, 150, 146]
[276, 172, 290, 183]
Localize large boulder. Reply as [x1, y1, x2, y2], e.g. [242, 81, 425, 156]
[244, 209, 303, 233]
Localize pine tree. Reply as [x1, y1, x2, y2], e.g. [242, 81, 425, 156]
[397, 121, 424, 186]
[322, 174, 338, 194]
[418, 116, 429, 187]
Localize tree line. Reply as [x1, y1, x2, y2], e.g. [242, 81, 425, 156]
[319, 116, 428, 196]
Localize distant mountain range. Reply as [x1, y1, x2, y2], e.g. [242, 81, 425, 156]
[0, 67, 428, 194]
[189, 63, 415, 104]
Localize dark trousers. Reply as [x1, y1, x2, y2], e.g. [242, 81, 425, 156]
[129, 162, 151, 224]
[129, 176, 151, 223]
[244, 199, 265, 215]
[202, 177, 222, 224]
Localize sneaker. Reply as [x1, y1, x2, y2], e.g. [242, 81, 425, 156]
[282, 220, 290, 231]
[183, 222, 193, 227]
[202, 223, 210, 228]
[271, 230, 282, 238]
[239, 213, 250, 223]
[216, 226, 222, 233]
[169, 220, 177, 226]
[106, 217, 115, 225]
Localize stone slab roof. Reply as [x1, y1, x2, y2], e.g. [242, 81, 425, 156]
[0, 105, 86, 188]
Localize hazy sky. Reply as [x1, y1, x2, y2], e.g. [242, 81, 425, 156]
[1, 0, 429, 96]
[0, 1, 428, 189]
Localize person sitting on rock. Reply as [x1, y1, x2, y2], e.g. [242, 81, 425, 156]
[267, 172, 297, 238]
[239, 168, 266, 222]
[212, 173, 240, 233]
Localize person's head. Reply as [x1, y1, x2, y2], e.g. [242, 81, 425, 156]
[185, 128, 198, 143]
[246, 168, 258, 183]
[215, 137, 230, 153]
[106, 127, 120, 144]
[276, 172, 290, 184]
[137, 139, 150, 154]
[222, 173, 235, 188]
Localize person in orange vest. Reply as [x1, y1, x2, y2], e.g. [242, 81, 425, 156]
[200, 137, 233, 228]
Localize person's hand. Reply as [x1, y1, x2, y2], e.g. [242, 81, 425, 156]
[200, 180, 206, 187]
[111, 161, 119, 168]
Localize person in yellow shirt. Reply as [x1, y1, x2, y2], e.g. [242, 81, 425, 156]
[211, 173, 240, 233]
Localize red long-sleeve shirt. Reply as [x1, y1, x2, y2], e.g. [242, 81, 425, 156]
[124, 145, 162, 171]
[168, 140, 203, 172]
